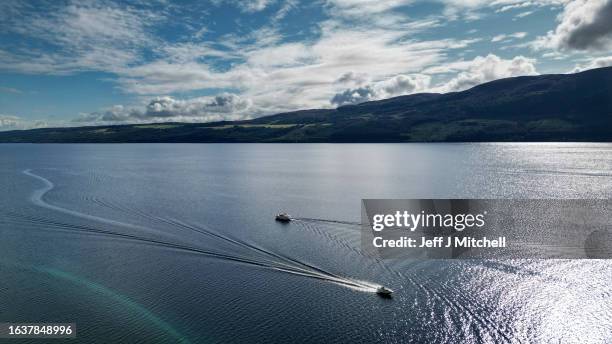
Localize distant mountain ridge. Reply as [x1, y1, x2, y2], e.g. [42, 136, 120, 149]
[1, 66, 612, 143]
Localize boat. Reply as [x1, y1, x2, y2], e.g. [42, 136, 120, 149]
[376, 286, 393, 296]
[275, 213, 292, 222]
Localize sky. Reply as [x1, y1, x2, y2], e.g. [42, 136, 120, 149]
[1, 0, 612, 130]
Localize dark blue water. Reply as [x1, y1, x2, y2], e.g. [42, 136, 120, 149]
[0, 143, 611, 343]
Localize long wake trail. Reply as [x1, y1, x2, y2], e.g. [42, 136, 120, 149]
[294, 217, 361, 226]
[20, 169, 379, 293]
[90, 197, 359, 286]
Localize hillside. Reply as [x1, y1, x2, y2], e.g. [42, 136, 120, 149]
[1, 67, 612, 143]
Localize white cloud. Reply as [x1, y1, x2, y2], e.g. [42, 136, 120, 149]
[572, 55, 612, 72]
[161, 43, 240, 63]
[534, 0, 612, 51]
[0, 115, 20, 129]
[0, 115, 48, 131]
[443, 0, 565, 9]
[324, 0, 444, 31]
[0, 0, 160, 74]
[0, 86, 22, 94]
[330, 53, 539, 104]
[243, 0, 276, 12]
[331, 74, 431, 105]
[335, 71, 370, 85]
[514, 10, 535, 18]
[116, 19, 477, 114]
[435, 54, 538, 92]
[273, 0, 298, 20]
[145, 94, 251, 117]
[325, 0, 414, 16]
[438, 0, 565, 20]
[212, 0, 276, 12]
[73, 93, 253, 124]
[496, 2, 532, 12]
[491, 32, 528, 42]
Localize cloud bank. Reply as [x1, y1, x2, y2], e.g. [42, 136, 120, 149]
[0, 115, 47, 131]
[330, 54, 539, 105]
[572, 55, 612, 72]
[331, 74, 431, 105]
[436, 54, 538, 92]
[74, 94, 253, 124]
[535, 0, 612, 51]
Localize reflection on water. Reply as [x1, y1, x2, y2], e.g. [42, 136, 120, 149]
[0, 143, 611, 343]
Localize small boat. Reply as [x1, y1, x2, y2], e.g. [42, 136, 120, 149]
[275, 213, 292, 222]
[376, 286, 393, 297]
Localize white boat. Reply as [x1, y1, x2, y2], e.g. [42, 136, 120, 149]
[376, 286, 393, 296]
[275, 213, 292, 222]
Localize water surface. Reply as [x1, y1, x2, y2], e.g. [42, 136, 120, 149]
[1, 143, 611, 343]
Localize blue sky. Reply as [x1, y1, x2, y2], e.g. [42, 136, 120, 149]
[1, 0, 612, 129]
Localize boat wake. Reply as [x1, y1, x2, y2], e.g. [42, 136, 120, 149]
[18, 169, 381, 294]
[294, 217, 361, 226]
